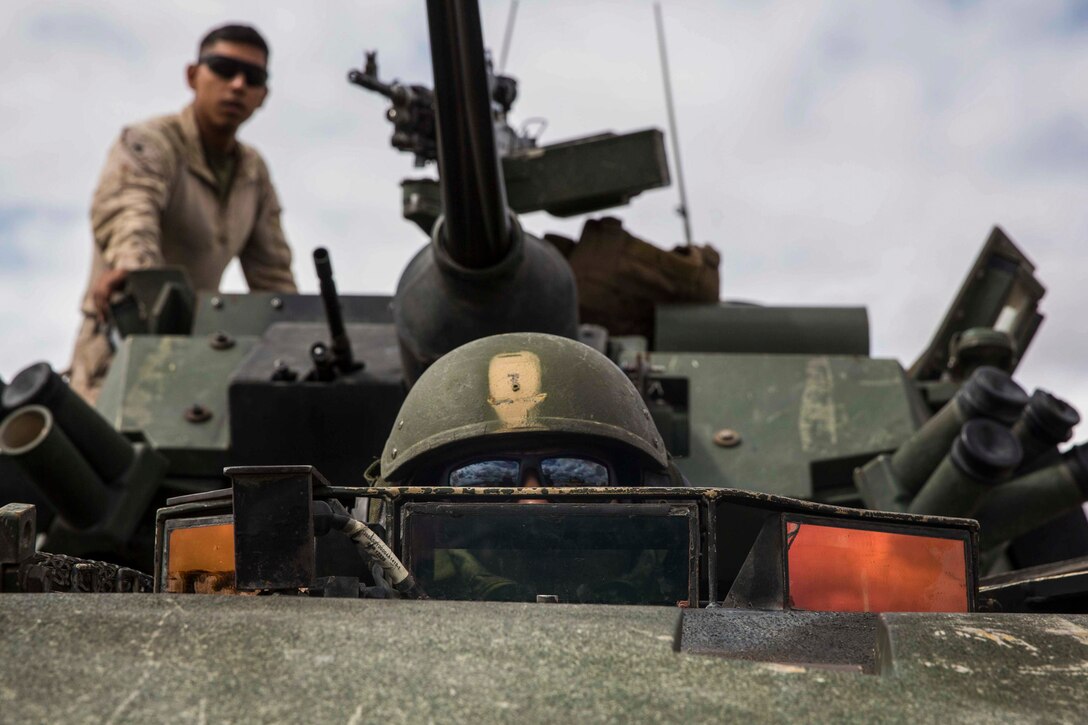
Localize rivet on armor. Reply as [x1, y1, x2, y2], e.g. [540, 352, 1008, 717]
[713, 428, 741, 448]
[184, 404, 213, 424]
[209, 331, 235, 350]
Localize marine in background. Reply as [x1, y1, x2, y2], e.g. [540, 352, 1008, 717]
[69, 23, 297, 403]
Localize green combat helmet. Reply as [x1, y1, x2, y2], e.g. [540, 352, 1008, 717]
[378, 332, 676, 487]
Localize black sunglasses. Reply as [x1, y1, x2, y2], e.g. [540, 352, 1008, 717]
[199, 55, 268, 87]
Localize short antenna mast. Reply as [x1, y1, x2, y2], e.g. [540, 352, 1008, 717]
[498, 0, 520, 74]
[654, 2, 693, 247]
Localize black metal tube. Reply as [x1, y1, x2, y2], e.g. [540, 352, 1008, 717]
[0, 406, 110, 529]
[313, 248, 355, 372]
[1, 363, 134, 483]
[426, 0, 512, 269]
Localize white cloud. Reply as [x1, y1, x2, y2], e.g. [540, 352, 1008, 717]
[0, 0, 1085, 443]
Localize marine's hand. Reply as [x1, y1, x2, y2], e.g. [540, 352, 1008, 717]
[92, 267, 130, 321]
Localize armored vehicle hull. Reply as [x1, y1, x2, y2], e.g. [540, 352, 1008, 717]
[2, 595, 1086, 722]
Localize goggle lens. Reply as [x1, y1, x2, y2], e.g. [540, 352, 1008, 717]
[540, 458, 609, 486]
[449, 457, 610, 486]
[450, 460, 519, 486]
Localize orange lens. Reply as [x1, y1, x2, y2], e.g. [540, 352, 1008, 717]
[786, 521, 968, 613]
[166, 523, 236, 594]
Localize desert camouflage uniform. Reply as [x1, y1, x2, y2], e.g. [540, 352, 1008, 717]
[70, 105, 297, 402]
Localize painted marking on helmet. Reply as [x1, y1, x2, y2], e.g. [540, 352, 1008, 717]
[488, 351, 547, 428]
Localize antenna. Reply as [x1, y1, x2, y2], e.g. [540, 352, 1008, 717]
[654, 2, 693, 247]
[498, 0, 520, 74]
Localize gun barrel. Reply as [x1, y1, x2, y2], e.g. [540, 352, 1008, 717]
[313, 248, 355, 372]
[0, 405, 109, 529]
[426, 0, 512, 269]
[391, 0, 578, 383]
[346, 69, 395, 100]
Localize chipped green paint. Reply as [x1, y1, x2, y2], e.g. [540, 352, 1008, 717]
[799, 356, 839, 453]
[98, 335, 257, 476]
[627, 353, 919, 498]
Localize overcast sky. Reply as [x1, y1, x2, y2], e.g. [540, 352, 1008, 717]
[1, 0, 1085, 444]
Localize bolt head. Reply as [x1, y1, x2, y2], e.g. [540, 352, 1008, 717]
[713, 428, 741, 448]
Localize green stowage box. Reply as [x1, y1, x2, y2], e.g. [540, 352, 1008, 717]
[504, 129, 670, 217]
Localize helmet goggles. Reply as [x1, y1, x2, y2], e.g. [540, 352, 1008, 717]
[446, 454, 612, 487]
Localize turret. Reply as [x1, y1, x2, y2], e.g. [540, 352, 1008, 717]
[392, 0, 578, 383]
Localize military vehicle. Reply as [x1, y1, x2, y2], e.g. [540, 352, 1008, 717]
[1, 0, 1086, 720]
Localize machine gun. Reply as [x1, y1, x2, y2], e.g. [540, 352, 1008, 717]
[348, 50, 536, 167]
[348, 52, 438, 166]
